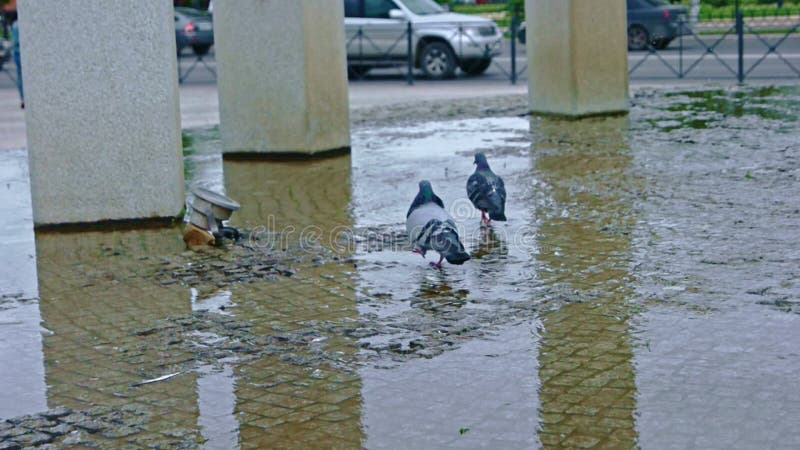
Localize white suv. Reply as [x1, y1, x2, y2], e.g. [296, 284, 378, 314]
[344, 0, 503, 79]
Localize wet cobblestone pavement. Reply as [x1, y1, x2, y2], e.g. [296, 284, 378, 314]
[1, 86, 799, 448]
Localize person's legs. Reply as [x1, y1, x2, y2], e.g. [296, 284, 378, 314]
[13, 50, 23, 107]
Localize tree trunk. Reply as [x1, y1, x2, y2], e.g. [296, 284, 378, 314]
[690, 0, 700, 27]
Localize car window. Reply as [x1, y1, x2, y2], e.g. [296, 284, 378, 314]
[643, 0, 670, 6]
[175, 7, 209, 18]
[401, 0, 444, 15]
[364, 0, 397, 19]
[627, 0, 643, 10]
[345, 0, 363, 18]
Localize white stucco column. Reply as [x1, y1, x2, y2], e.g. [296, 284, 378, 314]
[525, 0, 629, 117]
[214, 0, 350, 157]
[19, 0, 184, 226]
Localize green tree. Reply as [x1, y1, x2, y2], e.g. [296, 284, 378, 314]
[508, 0, 525, 22]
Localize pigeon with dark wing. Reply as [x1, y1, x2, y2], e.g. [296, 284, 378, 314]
[406, 180, 471, 269]
[467, 153, 507, 225]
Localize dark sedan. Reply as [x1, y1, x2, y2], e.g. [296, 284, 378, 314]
[627, 0, 689, 50]
[517, 0, 689, 51]
[175, 7, 214, 56]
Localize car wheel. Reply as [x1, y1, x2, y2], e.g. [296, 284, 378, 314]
[460, 58, 492, 76]
[628, 25, 650, 51]
[653, 38, 672, 50]
[192, 44, 211, 56]
[347, 65, 371, 79]
[420, 41, 457, 80]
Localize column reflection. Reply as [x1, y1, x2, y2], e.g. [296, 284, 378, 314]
[223, 155, 365, 447]
[36, 228, 202, 444]
[0, 149, 47, 419]
[533, 116, 640, 448]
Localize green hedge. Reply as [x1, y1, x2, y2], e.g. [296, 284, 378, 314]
[700, 2, 800, 19]
[448, 0, 525, 22]
[452, 4, 507, 14]
[702, 0, 796, 6]
[446, 0, 799, 23]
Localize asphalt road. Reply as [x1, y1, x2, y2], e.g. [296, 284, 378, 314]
[194, 34, 800, 84]
[1, 34, 798, 90]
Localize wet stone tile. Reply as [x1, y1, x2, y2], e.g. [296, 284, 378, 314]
[0, 88, 797, 448]
[562, 434, 602, 449]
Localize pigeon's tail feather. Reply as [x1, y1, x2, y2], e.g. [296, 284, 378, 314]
[445, 247, 471, 265]
[489, 210, 507, 221]
[487, 192, 507, 221]
[431, 226, 471, 265]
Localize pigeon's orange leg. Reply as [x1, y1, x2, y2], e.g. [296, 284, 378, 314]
[481, 210, 492, 226]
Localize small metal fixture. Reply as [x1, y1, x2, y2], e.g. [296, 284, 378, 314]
[185, 187, 241, 246]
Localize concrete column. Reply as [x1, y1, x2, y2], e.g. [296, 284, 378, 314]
[19, 0, 184, 226]
[214, 1, 350, 156]
[525, 0, 629, 117]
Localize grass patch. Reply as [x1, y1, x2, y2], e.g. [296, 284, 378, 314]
[450, 1, 800, 26]
[181, 131, 194, 150]
[698, 27, 798, 34]
[451, 4, 507, 14]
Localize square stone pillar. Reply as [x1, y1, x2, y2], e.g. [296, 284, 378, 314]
[214, 1, 350, 156]
[525, 0, 629, 117]
[19, 0, 184, 226]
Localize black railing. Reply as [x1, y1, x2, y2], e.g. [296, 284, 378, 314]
[178, 49, 216, 84]
[170, 4, 798, 85]
[628, 9, 800, 82]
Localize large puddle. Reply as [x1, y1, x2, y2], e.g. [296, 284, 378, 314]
[1, 87, 799, 448]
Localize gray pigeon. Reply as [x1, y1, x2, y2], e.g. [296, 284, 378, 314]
[467, 153, 507, 224]
[406, 181, 471, 269]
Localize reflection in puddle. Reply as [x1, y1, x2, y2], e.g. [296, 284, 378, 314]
[191, 288, 234, 315]
[533, 116, 638, 447]
[196, 363, 239, 449]
[1, 87, 798, 446]
[635, 306, 800, 449]
[183, 127, 225, 194]
[630, 89, 800, 447]
[352, 118, 545, 448]
[0, 149, 47, 419]
[224, 267, 365, 448]
[360, 324, 541, 449]
[191, 288, 240, 448]
[35, 228, 201, 446]
[352, 118, 537, 304]
[222, 160, 365, 447]
[647, 86, 800, 132]
[223, 155, 352, 237]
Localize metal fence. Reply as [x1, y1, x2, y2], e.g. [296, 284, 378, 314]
[628, 12, 800, 81]
[178, 49, 216, 84]
[173, 2, 799, 85]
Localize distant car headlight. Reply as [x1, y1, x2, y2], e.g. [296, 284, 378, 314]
[463, 25, 497, 38]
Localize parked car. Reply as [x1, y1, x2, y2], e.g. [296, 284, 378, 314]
[175, 7, 214, 56]
[627, 0, 688, 50]
[0, 38, 10, 70]
[344, 0, 503, 79]
[517, 0, 689, 51]
[0, 17, 8, 70]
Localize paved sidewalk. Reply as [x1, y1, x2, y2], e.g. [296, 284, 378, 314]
[1, 81, 529, 151]
[0, 77, 791, 151]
